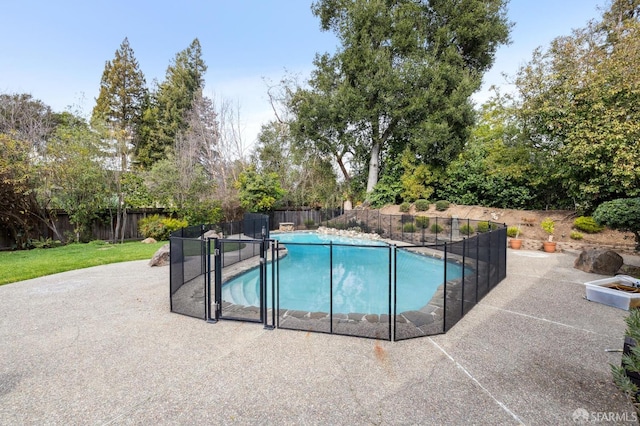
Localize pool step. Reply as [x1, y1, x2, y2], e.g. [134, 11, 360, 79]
[243, 276, 259, 306]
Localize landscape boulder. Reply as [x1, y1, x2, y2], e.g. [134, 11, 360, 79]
[574, 249, 624, 275]
[149, 243, 170, 267]
[203, 230, 222, 239]
[141, 237, 157, 244]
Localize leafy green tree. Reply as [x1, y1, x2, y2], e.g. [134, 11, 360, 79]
[399, 147, 437, 202]
[92, 37, 147, 243]
[43, 118, 109, 242]
[253, 120, 339, 208]
[441, 93, 551, 209]
[138, 39, 207, 167]
[593, 198, 640, 251]
[235, 166, 286, 212]
[515, 3, 640, 210]
[0, 94, 63, 246]
[0, 134, 44, 247]
[121, 172, 153, 208]
[292, 0, 511, 197]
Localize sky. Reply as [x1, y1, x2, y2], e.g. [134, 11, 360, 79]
[1, 0, 609, 151]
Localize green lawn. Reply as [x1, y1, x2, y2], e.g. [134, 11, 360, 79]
[0, 240, 167, 286]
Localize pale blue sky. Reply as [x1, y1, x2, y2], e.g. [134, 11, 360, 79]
[1, 0, 607, 148]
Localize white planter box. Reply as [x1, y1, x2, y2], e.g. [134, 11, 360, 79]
[584, 275, 640, 310]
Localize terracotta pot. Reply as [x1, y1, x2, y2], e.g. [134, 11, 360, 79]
[509, 239, 523, 249]
[542, 241, 557, 253]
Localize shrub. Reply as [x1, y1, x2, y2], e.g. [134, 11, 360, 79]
[29, 237, 63, 249]
[304, 219, 315, 228]
[414, 199, 430, 212]
[435, 200, 450, 211]
[506, 226, 520, 238]
[459, 224, 474, 235]
[139, 215, 188, 240]
[612, 308, 640, 413]
[399, 202, 411, 213]
[430, 223, 444, 233]
[403, 223, 417, 233]
[573, 216, 604, 233]
[415, 216, 430, 229]
[570, 231, 584, 240]
[593, 198, 640, 250]
[541, 217, 555, 235]
[476, 221, 490, 233]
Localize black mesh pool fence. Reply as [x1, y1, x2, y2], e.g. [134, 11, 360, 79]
[169, 212, 507, 340]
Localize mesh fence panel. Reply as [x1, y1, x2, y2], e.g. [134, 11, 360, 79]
[331, 244, 391, 340]
[444, 240, 466, 332]
[394, 246, 445, 341]
[277, 243, 331, 334]
[219, 240, 264, 322]
[169, 237, 206, 319]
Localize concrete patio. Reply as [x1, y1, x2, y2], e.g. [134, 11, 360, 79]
[1, 249, 638, 424]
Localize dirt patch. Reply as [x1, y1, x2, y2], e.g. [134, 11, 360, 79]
[379, 204, 637, 253]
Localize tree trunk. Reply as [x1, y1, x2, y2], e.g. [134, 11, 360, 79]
[114, 195, 123, 244]
[366, 141, 381, 193]
[120, 206, 127, 244]
[336, 155, 351, 184]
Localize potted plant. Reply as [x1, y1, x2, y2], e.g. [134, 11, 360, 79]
[541, 217, 557, 252]
[507, 225, 523, 249]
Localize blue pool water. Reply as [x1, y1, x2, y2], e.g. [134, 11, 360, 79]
[222, 232, 464, 314]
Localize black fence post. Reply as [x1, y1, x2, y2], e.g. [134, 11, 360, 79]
[206, 237, 216, 323]
[329, 241, 334, 334]
[391, 245, 395, 342]
[214, 238, 222, 319]
[271, 240, 276, 328]
[475, 235, 480, 304]
[461, 238, 466, 319]
[443, 242, 448, 333]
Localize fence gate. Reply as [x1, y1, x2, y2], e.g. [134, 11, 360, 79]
[208, 238, 274, 326]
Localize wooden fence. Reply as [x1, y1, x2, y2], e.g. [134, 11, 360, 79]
[0, 209, 167, 249]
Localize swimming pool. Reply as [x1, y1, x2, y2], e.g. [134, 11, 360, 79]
[221, 232, 465, 315]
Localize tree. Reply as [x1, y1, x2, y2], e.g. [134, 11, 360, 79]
[235, 166, 286, 213]
[0, 93, 65, 247]
[0, 93, 55, 152]
[441, 92, 555, 209]
[515, 2, 640, 210]
[292, 0, 511, 197]
[593, 198, 640, 251]
[138, 39, 207, 167]
[43, 118, 109, 242]
[91, 37, 147, 243]
[0, 134, 43, 248]
[254, 120, 339, 208]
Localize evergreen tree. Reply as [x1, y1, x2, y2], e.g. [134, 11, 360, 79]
[138, 38, 207, 167]
[92, 37, 147, 148]
[91, 37, 147, 242]
[291, 0, 511, 197]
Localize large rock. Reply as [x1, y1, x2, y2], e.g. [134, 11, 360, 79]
[203, 230, 222, 239]
[574, 249, 624, 275]
[149, 243, 170, 267]
[141, 237, 157, 244]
